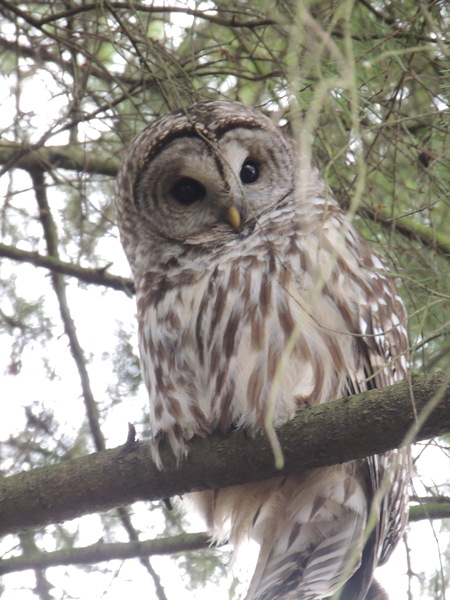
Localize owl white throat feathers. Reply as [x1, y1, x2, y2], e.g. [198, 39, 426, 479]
[115, 100, 410, 600]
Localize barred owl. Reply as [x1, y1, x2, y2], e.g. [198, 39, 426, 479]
[115, 100, 410, 600]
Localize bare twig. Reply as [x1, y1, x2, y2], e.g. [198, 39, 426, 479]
[31, 169, 105, 452]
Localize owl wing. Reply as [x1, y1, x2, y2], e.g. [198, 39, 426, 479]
[336, 249, 410, 599]
[242, 225, 409, 600]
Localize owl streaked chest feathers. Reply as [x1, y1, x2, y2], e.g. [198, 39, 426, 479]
[116, 100, 410, 600]
[134, 195, 368, 463]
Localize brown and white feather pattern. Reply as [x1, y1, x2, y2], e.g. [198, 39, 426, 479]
[115, 100, 410, 600]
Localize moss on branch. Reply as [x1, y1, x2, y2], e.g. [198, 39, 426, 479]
[0, 372, 448, 537]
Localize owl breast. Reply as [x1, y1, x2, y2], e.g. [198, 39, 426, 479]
[137, 202, 364, 466]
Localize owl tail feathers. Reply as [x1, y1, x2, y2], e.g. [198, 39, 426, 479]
[364, 580, 389, 600]
[243, 511, 366, 600]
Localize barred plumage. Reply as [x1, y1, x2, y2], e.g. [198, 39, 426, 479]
[115, 100, 410, 600]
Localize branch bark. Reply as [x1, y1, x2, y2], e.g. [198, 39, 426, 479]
[1, 496, 448, 577]
[0, 243, 134, 294]
[0, 372, 448, 537]
[0, 141, 119, 177]
[0, 533, 211, 575]
[409, 502, 450, 523]
[2, 497, 449, 577]
[361, 205, 450, 257]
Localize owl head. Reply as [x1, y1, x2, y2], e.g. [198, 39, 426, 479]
[116, 101, 298, 268]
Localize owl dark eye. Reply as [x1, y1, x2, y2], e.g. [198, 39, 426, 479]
[171, 177, 206, 205]
[240, 159, 259, 184]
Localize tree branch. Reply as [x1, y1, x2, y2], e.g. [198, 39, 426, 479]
[32, 3, 275, 29]
[0, 533, 211, 575]
[0, 243, 134, 294]
[0, 141, 119, 177]
[0, 372, 448, 537]
[409, 502, 450, 523]
[0, 499, 446, 577]
[2, 497, 449, 577]
[361, 205, 450, 257]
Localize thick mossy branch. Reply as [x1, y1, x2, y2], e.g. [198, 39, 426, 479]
[0, 372, 448, 537]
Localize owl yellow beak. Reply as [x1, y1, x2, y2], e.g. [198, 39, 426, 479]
[227, 205, 242, 231]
